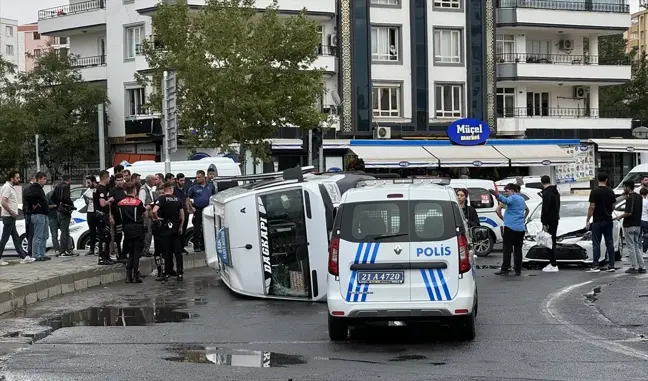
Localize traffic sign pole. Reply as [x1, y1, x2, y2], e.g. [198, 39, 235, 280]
[162, 70, 178, 175]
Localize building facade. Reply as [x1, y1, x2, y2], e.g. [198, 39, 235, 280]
[0, 17, 18, 70]
[17, 23, 69, 72]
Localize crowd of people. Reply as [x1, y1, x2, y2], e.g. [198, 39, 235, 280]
[0, 164, 218, 283]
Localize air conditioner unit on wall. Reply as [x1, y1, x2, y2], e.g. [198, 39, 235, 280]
[373, 126, 391, 139]
[328, 34, 338, 47]
[558, 39, 574, 51]
[573, 86, 588, 99]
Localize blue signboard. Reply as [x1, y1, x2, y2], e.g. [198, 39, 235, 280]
[216, 227, 230, 266]
[447, 118, 490, 146]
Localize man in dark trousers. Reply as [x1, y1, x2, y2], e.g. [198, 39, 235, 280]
[152, 181, 185, 282]
[83, 175, 98, 256]
[118, 182, 147, 283]
[585, 173, 617, 273]
[22, 174, 36, 257]
[615, 180, 646, 274]
[94, 170, 116, 265]
[175, 173, 189, 254]
[187, 170, 215, 252]
[52, 174, 76, 256]
[540, 175, 560, 273]
[108, 173, 128, 263]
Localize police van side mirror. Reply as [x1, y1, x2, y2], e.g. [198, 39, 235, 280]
[471, 226, 489, 241]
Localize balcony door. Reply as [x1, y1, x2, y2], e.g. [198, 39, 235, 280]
[526, 92, 549, 116]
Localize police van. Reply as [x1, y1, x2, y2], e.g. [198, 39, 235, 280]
[326, 178, 489, 341]
[202, 167, 376, 301]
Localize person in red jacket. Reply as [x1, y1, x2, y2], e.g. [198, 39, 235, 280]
[118, 182, 147, 283]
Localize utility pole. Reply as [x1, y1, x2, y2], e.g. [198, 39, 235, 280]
[98, 103, 106, 169]
[162, 70, 178, 175]
[35, 134, 40, 172]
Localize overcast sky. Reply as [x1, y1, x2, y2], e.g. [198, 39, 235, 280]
[0, 0, 643, 24]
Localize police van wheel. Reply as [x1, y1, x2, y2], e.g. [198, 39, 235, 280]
[455, 313, 476, 341]
[328, 315, 349, 341]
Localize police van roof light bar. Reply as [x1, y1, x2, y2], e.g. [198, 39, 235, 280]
[356, 177, 452, 187]
[211, 166, 315, 183]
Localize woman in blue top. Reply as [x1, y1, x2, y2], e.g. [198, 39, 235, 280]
[490, 183, 528, 276]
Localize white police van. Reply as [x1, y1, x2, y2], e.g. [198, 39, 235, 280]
[326, 178, 489, 341]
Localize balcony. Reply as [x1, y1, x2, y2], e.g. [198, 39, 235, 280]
[38, 0, 106, 37]
[125, 107, 162, 136]
[496, 53, 631, 84]
[136, 0, 336, 18]
[496, 0, 630, 32]
[496, 107, 632, 135]
[70, 55, 106, 82]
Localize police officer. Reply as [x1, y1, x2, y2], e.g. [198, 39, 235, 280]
[175, 173, 189, 255]
[118, 182, 147, 283]
[152, 181, 185, 282]
[187, 170, 215, 252]
[108, 173, 128, 263]
[93, 170, 115, 265]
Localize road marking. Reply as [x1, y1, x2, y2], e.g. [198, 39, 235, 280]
[542, 275, 648, 361]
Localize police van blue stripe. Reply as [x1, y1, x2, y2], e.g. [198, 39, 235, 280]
[436, 268, 452, 300]
[353, 243, 373, 302]
[420, 269, 435, 301]
[428, 269, 443, 301]
[345, 242, 365, 302]
[360, 243, 380, 302]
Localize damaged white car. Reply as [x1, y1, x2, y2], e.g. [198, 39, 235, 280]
[522, 196, 621, 267]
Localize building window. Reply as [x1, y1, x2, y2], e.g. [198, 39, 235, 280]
[5, 26, 13, 37]
[435, 84, 463, 118]
[526, 39, 551, 59]
[526, 92, 549, 116]
[496, 34, 515, 62]
[58, 37, 68, 45]
[496, 88, 515, 117]
[370, 0, 400, 5]
[33, 49, 42, 58]
[33, 32, 41, 40]
[126, 88, 147, 116]
[372, 83, 401, 117]
[434, 0, 461, 9]
[371, 26, 400, 62]
[5, 45, 14, 56]
[125, 25, 144, 59]
[433, 29, 462, 64]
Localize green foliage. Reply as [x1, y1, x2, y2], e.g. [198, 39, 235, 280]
[0, 57, 31, 169]
[139, 0, 327, 164]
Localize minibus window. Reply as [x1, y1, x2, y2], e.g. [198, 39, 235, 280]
[467, 188, 494, 209]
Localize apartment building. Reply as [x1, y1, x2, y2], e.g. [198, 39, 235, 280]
[625, 6, 648, 54]
[0, 17, 18, 70]
[17, 23, 70, 72]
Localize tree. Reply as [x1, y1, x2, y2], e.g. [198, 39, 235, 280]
[0, 57, 32, 172]
[139, 0, 327, 168]
[16, 48, 108, 178]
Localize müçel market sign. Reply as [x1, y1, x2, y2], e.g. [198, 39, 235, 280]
[447, 118, 490, 146]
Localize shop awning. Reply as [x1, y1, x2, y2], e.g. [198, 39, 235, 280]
[493, 145, 572, 166]
[270, 139, 302, 150]
[349, 146, 438, 168]
[589, 138, 648, 152]
[323, 139, 350, 149]
[423, 146, 508, 167]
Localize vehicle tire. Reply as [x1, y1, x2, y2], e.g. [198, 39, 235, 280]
[79, 234, 90, 251]
[455, 313, 476, 341]
[19, 234, 28, 254]
[184, 230, 194, 248]
[328, 315, 349, 341]
[474, 231, 494, 257]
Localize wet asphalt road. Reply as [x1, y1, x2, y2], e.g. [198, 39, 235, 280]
[1, 253, 648, 381]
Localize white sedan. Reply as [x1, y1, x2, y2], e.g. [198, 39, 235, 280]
[522, 196, 621, 266]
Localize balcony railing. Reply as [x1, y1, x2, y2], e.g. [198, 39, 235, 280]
[497, 107, 625, 118]
[318, 45, 338, 56]
[70, 55, 106, 68]
[496, 53, 629, 65]
[496, 0, 629, 13]
[38, 0, 106, 20]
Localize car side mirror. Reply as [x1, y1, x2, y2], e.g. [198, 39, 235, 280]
[471, 226, 489, 241]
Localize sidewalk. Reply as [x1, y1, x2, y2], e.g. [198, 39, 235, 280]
[0, 253, 207, 316]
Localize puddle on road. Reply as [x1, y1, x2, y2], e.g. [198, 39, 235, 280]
[41, 306, 197, 330]
[584, 285, 602, 304]
[165, 345, 306, 368]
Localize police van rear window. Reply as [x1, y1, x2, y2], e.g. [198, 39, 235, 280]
[339, 200, 457, 243]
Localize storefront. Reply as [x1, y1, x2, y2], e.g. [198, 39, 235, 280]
[588, 139, 647, 188]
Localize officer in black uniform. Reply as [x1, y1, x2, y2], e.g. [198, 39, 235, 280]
[108, 173, 128, 263]
[152, 181, 185, 282]
[118, 182, 147, 283]
[93, 170, 115, 265]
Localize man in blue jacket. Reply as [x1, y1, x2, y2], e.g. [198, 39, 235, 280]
[490, 183, 528, 276]
[187, 170, 215, 252]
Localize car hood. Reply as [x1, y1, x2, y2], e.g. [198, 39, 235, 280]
[526, 217, 588, 237]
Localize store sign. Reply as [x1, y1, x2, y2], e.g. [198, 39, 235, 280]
[116, 145, 136, 154]
[447, 118, 490, 146]
[137, 143, 156, 154]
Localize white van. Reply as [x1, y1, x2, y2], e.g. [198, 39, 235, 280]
[326, 178, 489, 341]
[110, 157, 241, 186]
[614, 163, 648, 196]
[449, 179, 502, 256]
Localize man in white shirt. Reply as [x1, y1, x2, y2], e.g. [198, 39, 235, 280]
[139, 175, 156, 256]
[83, 175, 98, 255]
[0, 170, 35, 264]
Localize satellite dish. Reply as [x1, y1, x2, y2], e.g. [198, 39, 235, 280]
[331, 91, 342, 106]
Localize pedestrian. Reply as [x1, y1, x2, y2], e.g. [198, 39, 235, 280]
[455, 188, 480, 227]
[131, 173, 141, 193]
[138, 175, 156, 257]
[175, 173, 189, 255]
[108, 173, 128, 263]
[154, 173, 164, 190]
[165, 173, 175, 184]
[540, 175, 561, 273]
[585, 173, 617, 273]
[83, 175, 98, 256]
[45, 187, 61, 255]
[491, 183, 527, 276]
[207, 167, 216, 182]
[24, 172, 50, 262]
[641, 187, 648, 255]
[22, 174, 35, 258]
[109, 165, 124, 190]
[152, 181, 185, 282]
[641, 175, 648, 192]
[615, 180, 646, 274]
[122, 169, 131, 183]
[0, 170, 34, 264]
[187, 170, 216, 252]
[118, 182, 147, 283]
[52, 174, 76, 256]
[94, 170, 116, 265]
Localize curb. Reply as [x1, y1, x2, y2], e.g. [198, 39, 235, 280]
[0, 253, 207, 317]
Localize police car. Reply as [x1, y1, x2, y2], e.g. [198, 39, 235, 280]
[326, 178, 489, 341]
